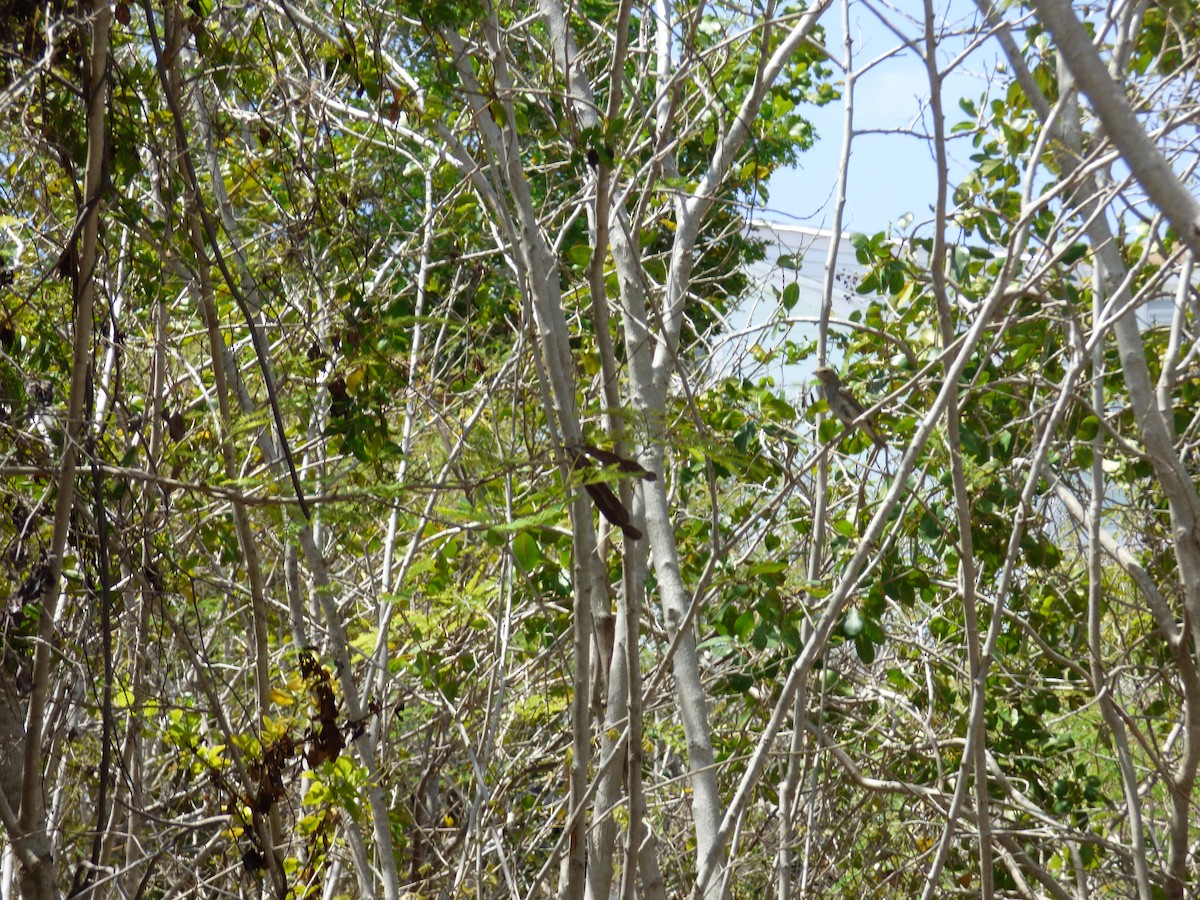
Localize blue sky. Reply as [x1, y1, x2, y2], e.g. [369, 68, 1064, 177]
[729, 1, 1009, 394]
[763, 0, 1002, 234]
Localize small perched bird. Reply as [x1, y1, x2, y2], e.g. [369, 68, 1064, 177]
[814, 366, 886, 449]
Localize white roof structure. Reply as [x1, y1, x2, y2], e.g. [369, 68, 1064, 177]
[715, 221, 1187, 398]
[744, 221, 864, 314]
[704, 221, 875, 395]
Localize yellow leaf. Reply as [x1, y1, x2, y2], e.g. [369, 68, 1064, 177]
[270, 688, 294, 706]
[345, 366, 366, 393]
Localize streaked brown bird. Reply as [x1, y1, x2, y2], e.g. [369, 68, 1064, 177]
[814, 366, 886, 449]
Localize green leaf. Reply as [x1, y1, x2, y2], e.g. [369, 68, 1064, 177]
[919, 513, 944, 542]
[781, 281, 800, 311]
[733, 422, 755, 453]
[854, 634, 876, 664]
[512, 531, 543, 569]
[566, 244, 593, 268]
[1060, 242, 1088, 265]
[734, 609, 756, 640]
[490, 507, 563, 533]
[886, 667, 916, 692]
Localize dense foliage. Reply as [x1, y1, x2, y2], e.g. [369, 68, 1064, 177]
[2, 0, 1199, 898]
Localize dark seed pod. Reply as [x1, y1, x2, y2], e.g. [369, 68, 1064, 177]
[165, 411, 186, 442]
[242, 847, 265, 874]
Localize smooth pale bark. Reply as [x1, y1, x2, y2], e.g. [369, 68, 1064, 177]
[578, 5, 639, 888]
[146, 5, 404, 893]
[1029, 0, 1200, 258]
[917, 1, 992, 894]
[1051, 86, 1199, 900]
[1065, 54, 1154, 900]
[633, 4, 834, 893]
[694, 197, 1056, 892]
[1084, 297, 1155, 900]
[1049, 57, 1199, 900]
[433, 18, 619, 898]
[153, 7, 284, 891]
[537, 0, 836, 891]
[782, 1, 852, 894]
[982, 4, 1200, 893]
[10, 3, 112, 897]
[1026, 1, 1200, 649]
